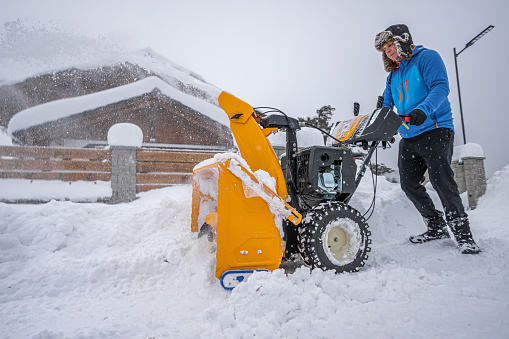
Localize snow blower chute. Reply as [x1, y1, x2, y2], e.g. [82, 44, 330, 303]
[191, 92, 402, 289]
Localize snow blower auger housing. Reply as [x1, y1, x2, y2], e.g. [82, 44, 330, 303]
[191, 92, 402, 289]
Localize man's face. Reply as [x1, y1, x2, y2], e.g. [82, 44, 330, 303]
[383, 41, 400, 61]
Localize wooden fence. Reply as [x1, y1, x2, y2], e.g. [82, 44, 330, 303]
[136, 149, 215, 193]
[0, 145, 217, 202]
[0, 146, 111, 182]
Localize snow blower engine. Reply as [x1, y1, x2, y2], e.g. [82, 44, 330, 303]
[191, 92, 401, 289]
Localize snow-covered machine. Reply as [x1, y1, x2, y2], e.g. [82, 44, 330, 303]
[191, 92, 401, 289]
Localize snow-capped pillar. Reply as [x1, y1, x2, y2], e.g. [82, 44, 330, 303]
[107, 124, 143, 204]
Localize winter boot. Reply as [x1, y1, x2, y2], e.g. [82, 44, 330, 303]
[409, 211, 450, 244]
[448, 216, 481, 254]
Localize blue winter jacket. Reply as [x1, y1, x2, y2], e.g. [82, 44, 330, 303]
[382, 45, 455, 138]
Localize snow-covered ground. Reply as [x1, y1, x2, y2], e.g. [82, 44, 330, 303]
[1, 162, 508, 338]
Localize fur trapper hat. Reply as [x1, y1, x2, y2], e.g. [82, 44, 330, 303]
[375, 24, 415, 72]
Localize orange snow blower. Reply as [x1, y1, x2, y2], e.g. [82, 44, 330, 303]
[191, 92, 401, 289]
[191, 92, 301, 289]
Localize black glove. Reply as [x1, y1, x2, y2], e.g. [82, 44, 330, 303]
[408, 109, 427, 126]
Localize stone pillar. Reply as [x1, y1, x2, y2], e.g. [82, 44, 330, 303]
[451, 160, 467, 194]
[462, 156, 487, 210]
[110, 146, 138, 204]
[107, 123, 144, 204]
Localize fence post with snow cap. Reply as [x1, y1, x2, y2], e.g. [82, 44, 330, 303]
[108, 123, 143, 204]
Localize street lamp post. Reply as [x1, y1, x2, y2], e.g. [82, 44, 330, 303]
[453, 25, 494, 144]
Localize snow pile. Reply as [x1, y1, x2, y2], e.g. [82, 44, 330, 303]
[1, 163, 508, 337]
[0, 179, 111, 202]
[0, 187, 219, 337]
[107, 123, 143, 148]
[477, 165, 509, 210]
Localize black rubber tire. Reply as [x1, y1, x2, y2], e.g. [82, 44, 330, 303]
[297, 201, 371, 273]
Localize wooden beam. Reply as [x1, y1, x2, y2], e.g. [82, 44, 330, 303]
[137, 162, 196, 174]
[0, 158, 111, 172]
[0, 145, 110, 161]
[136, 149, 214, 163]
[0, 171, 110, 181]
[136, 173, 192, 184]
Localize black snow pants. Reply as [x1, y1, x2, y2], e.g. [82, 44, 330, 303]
[398, 128, 466, 221]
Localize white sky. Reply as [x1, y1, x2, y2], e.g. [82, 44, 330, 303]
[1, 0, 508, 177]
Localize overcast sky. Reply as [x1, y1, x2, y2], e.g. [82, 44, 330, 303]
[1, 0, 507, 177]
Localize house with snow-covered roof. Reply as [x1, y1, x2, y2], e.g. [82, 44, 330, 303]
[0, 50, 234, 150]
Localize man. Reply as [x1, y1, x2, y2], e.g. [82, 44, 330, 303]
[374, 24, 481, 254]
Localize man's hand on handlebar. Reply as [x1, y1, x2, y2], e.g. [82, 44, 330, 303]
[408, 109, 427, 126]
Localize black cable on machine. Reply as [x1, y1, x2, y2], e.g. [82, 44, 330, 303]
[361, 95, 386, 220]
[363, 146, 378, 220]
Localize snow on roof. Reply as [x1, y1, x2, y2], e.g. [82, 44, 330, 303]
[7, 76, 227, 134]
[0, 126, 13, 146]
[1, 24, 230, 133]
[124, 48, 222, 106]
[1, 47, 222, 106]
[0, 21, 211, 92]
